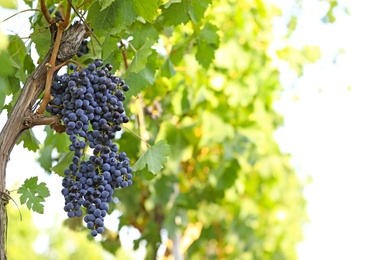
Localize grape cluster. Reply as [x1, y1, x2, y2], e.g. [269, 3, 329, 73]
[46, 60, 132, 236]
[77, 40, 89, 57]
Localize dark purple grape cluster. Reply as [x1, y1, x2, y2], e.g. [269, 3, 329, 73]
[46, 59, 132, 236]
[77, 40, 89, 57]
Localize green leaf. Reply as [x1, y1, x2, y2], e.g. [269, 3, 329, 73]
[196, 23, 219, 68]
[101, 34, 119, 60]
[38, 145, 54, 173]
[129, 22, 159, 49]
[2, 88, 19, 116]
[129, 39, 155, 73]
[0, 51, 15, 77]
[170, 38, 191, 65]
[0, 76, 9, 112]
[104, 49, 122, 73]
[89, 0, 136, 37]
[130, 0, 158, 23]
[187, 0, 211, 23]
[160, 0, 190, 26]
[51, 152, 74, 177]
[8, 35, 28, 81]
[43, 125, 70, 153]
[137, 166, 156, 180]
[18, 177, 50, 214]
[17, 129, 40, 152]
[156, 121, 193, 162]
[199, 112, 234, 146]
[160, 0, 211, 25]
[30, 29, 51, 60]
[125, 51, 158, 96]
[8, 35, 26, 67]
[160, 58, 176, 77]
[23, 0, 32, 7]
[132, 140, 170, 175]
[101, 232, 121, 254]
[199, 23, 220, 45]
[196, 41, 215, 69]
[99, 0, 116, 11]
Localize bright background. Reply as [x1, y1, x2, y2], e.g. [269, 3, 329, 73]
[2, 0, 390, 259]
[274, 0, 390, 259]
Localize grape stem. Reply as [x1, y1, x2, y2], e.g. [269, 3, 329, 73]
[37, 1, 72, 114]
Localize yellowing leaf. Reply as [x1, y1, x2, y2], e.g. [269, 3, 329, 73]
[0, 0, 17, 9]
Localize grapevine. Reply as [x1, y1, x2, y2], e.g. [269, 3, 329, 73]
[46, 59, 132, 236]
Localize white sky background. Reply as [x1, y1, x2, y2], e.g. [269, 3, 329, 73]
[2, 0, 390, 259]
[274, 0, 390, 259]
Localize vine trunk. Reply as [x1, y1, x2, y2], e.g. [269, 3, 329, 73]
[0, 23, 86, 259]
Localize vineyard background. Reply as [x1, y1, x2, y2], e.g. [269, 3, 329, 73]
[2, 0, 389, 260]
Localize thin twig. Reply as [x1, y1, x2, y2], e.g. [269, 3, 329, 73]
[36, 27, 65, 114]
[67, 0, 102, 46]
[122, 125, 151, 148]
[120, 40, 128, 70]
[40, 0, 54, 24]
[37, 1, 72, 114]
[0, 9, 40, 23]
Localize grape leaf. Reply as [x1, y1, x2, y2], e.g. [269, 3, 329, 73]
[89, 0, 136, 37]
[129, 39, 155, 73]
[160, 0, 190, 26]
[7, 35, 30, 82]
[104, 49, 122, 73]
[199, 23, 220, 45]
[0, 76, 9, 112]
[161, 0, 211, 25]
[102, 34, 119, 60]
[30, 29, 51, 61]
[8, 35, 25, 66]
[125, 51, 158, 96]
[128, 22, 158, 49]
[160, 58, 176, 77]
[187, 0, 211, 23]
[199, 112, 234, 146]
[51, 151, 74, 177]
[0, 51, 15, 77]
[99, 0, 116, 11]
[43, 125, 70, 153]
[196, 41, 215, 69]
[170, 38, 191, 65]
[132, 140, 170, 175]
[130, 0, 158, 23]
[17, 129, 40, 152]
[196, 23, 219, 68]
[137, 167, 156, 181]
[22, 0, 32, 7]
[38, 145, 54, 173]
[18, 177, 50, 214]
